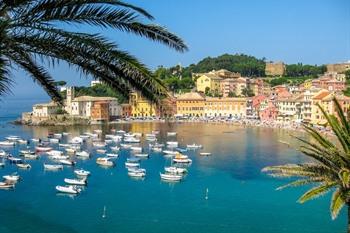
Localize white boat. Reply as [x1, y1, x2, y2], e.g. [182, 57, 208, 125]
[62, 132, 70, 136]
[104, 139, 113, 144]
[96, 157, 114, 167]
[130, 146, 142, 152]
[59, 143, 71, 148]
[65, 148, 76, 154]
[59, 159, 76, 166]
[50, 154, 69, 160]
[106, 153, 119, 158]
[19, 150, 35, 155]
[5, 136, 20, 141]
[31, 138, 40, 143]
[94, 129, 102, 134]
[116, 130, 126, 134]
[24, 154, 39, 159]
[160, 173, 182, 181]
[47, 150, 63, 157]
[80, 135, 90, 139]
[96, 149, 106, 154]
[125, 162, 140, 168]
[152, 130, 160, 134]
[145, 133, 156, 138]
[17, 163, 31, 169]
[93, 142, 106, 148]
[134, 153, 149, 158]
[134, 132, 142, 137]
[128, 171, 146, 178]
[167, 132, 177, 136]
[199, 152, 211, 156]
[8, 157, 22, 164]
[56, 185, 81, 194]
[3, 174, 20, 182]
[70, 137, 83, 144]
[124, 137, 140, 143]
[166, 141, 178, 147]
[127, 167, 146, 173]
[76, 151, 90, 158]
[110, 146, 119, 151]
[0, 182, 14, 189]
[173, 154, 192, 164]
[44, 164, 63, 170]
[120, 144, 132, 149]
[35, 146, 52, 152]
[152, 147, 162, 152]
[74, 169, 91, 176]
[163, 150, 178, 156]
[49, 138, 60, 144]
[64, 178, 86, 186]
[125, 133, 134, 137]
[164, 166, 187, 174]
[54, 133, 62, 139]
[0, 150, 7, 157]
[0, 141, 15, 147]
[186, 143, 203, 149]
[17, 139, 28, 144]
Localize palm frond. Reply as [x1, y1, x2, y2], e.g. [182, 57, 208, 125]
[0, 56, 13, 96]
[330, 188, 346, 220]
[298, 182, 337, 204]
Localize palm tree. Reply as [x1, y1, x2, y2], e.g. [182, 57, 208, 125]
[0, 0, 188, 103]
[263, 98, 350, 232]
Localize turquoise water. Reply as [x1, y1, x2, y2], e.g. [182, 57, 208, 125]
[0, 116, 346, 232]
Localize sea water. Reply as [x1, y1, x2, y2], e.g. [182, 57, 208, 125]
[0, 100, 346, 233]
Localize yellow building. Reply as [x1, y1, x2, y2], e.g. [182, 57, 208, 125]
[310, 90, 331, 125]
[129, 92, 157, 117]
[204, 97, 247, 118]
[196, 74, 222, 93]
[176, 92, 205, 117]
[301, 79, 313, 90]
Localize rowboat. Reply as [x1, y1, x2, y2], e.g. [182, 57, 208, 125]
[64, 178, 87, 186]
[44, 164, 63, 170]
[56, 185, 81, 194]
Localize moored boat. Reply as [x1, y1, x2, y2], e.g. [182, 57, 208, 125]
[199, 152, 211, 156]
[74, 169, 91, 177]
[164, 166, 187, 174]
[96, 157, 114, 167]
[16, 163, 31, 169]
[44, 164, 63, 170]
[35, 146, 52, 152]
[76, 151, 90, 158]
[59, 159, 76, 166]
[56, 185, 81, 194]
[160, 173, 182, 181]
[134, 153, 149, 158]
[106, 153, 119, 158]
[3, 174, 20, 182]
[0, 141, 15, 147]
[186, 143, 203, 149]
[0, 182, 14, 189]
[64, 178, 87, 186]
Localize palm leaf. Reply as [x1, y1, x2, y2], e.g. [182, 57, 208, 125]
[298, 182, 337, 204]
[330, 188, 346, 220]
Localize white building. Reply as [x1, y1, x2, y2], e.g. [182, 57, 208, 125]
[91, 80, 102, 87]
[32, 102, 59, 117]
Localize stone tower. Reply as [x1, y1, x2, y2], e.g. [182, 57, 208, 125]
[65, 87, 75, 114]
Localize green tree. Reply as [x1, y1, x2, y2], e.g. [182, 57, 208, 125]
[204, 87, 210, 96]
[228, 91, 237, 97]
[0, 0, 187, 103]
[263, 98, 350, 233]
[241, 87, 254, 97]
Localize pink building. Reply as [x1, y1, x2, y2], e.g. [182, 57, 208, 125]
[312, 75, 346, 92]
[259, 101, 278, 121]
[220, 78, 236, 97]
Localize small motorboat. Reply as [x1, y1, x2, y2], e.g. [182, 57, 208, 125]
[74, 169, 91, 177]
[44, 164, 63, 170]
[151, 147, 162, 152]
[110, 146, 120, 151]
[16, 163, 31, 169]
[3, 174, 20, 182]
[199, 152, 211, 156]
[0, 141, 15, 147]
[116, 130, 126, 134]
[120, 144, 132, 149]
[76, 151, 90, 158]
[0, 182, 14, 189]
[31, 138, 40, 143]
[49, 138, 60, 144]
[166, 141, 178, 147]
[160, 173, 182, 181]
[130, 146, 142, 152]
[173, 154, 192, 164]
[17, 139, 28, 144]
[59, 159, 76, 166]
[56, 185, 81, 194]
[54, 133, 62, 139]
[186, 144, 203, 149]
[125, 161, 140, 168]
[93, 142, 106, 148]
[65, 148, 76, 154]
[163, 150, 178, 156]
[164, 166, 187, 174]
[5, 136, 20, 141]
[8, 157, 22, 164]
[35, 146, 52, 152]
[64, 178, 87, 186]
[106, 153, 119, 158]
[70, 137, 83, 144]
[134, 153, 149, 158]
[62, 132, 70, 136]
[19, 149, 35, 155]
[47, 150, 63, 157]
[24, 153, 39, 160]
[0, 149, 7, 157]
[128, 171, 146, 178]
[96, 157, 114, 167]
[58, 143, 70, 148]
[124, 137, 140, 143]
[50, 155, 69, 160]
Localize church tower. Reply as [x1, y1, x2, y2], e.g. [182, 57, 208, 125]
[65, 87, 75, 114]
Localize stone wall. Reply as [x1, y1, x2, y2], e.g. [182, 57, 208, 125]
[21, 112, 90, 126]
[265, 62, 286, 76]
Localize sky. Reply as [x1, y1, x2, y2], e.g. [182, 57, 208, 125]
[2, 0, 350, 100]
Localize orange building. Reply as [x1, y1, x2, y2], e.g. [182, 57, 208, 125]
[91, 101, 109, 121]
[121, 104, 132, 117]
